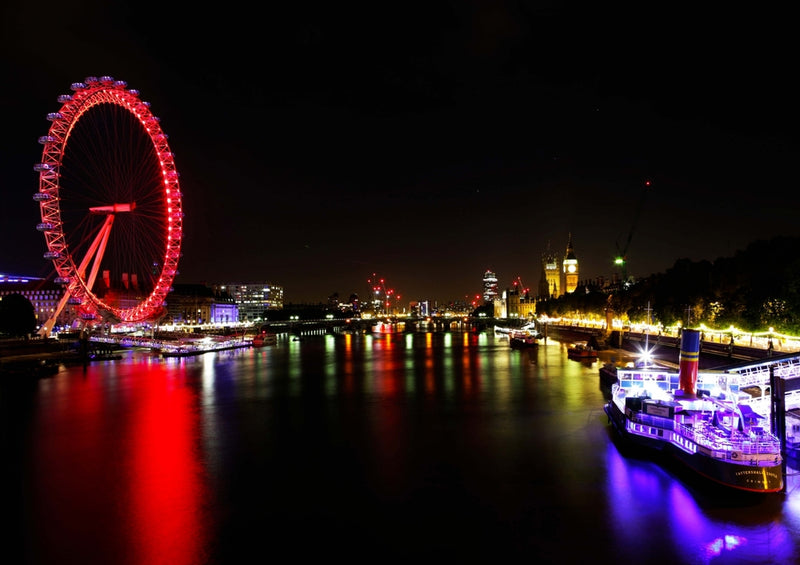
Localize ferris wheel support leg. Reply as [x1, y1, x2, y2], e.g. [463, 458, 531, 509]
[37, 216, 115, 338]
[82, 216, 114, 293]
[37, 291, 73, 338]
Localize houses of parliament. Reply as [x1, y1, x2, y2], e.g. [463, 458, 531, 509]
[484, 234, 581, 320]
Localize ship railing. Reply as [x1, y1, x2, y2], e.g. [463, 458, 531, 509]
[674, 422, 721, 451]
[675, 421, 780, 455]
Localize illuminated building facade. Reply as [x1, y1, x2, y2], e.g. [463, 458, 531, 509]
[169, 284, 238, 325]
[213, 282, 284, 322]
[482, 270, 498, 303]
[541, 242, 561, 299]
[563, 233, 579, 294]
[538, 235, 580, 299]
[493, 285, 536, 319]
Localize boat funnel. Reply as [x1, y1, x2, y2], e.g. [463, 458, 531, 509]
[678, 328, 701, 396]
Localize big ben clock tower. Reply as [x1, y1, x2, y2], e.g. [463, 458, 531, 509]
[563, 233, 579, 294]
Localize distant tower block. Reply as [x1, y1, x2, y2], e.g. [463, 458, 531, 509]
[482, 270, 498, 303]
[563, 233, 579, 294]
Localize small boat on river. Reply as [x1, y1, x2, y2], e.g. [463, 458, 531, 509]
[509, 331, 539, 348]
[495, 321, 537, 336]
[604, 328, 783, 493]
[496, 321, 540, 348]
[509, 323, 540, 349]
[253, 332, 277, 347]
[567, 341, 597, 360]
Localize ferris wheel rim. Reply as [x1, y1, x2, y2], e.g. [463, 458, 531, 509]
[34, 76, 183, 324]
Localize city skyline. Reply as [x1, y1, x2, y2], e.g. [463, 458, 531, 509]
[2, 4, 797, 304]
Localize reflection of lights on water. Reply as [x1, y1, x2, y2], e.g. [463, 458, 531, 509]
[604, 439, 797, 563]
[702, 535, 746, 561]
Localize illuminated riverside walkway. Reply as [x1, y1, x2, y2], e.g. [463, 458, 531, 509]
[81, 317, 793, 359]
[0, 316, 783, 365]
[73, 317, 790, 364]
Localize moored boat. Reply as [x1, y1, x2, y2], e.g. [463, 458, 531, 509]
[253, 332, 277, 347]
[507, 322, 540, 348]
[604, 328, 783, 493]
[599, 352, 670, 388]
[509, 332, 539, 348]
[567, 341, 598, 360]
[495, 321, 538, 336]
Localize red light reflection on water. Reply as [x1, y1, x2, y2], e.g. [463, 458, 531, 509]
[127, 364, 208, 565]
[371, 334, 399, 396]
[340, 333, 355, 394]
[424, 333, 435, 393]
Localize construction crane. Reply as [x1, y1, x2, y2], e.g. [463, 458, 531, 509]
[513, 276, 530, 297]
[615, 179, 652, 285]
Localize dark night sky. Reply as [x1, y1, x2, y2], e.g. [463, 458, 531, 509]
[1, 2, 798, 305]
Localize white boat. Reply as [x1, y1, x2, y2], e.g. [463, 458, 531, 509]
[604, 328, 783, 493]
[497, 322, 541, 348]
[495, 321, 538, 336]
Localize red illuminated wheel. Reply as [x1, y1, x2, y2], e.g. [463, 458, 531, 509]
[34, 76, 183, 332]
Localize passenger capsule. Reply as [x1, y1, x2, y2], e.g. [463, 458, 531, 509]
[33, 163, 54, 172]
[99, 75, 114, 84]
[113, 80, 127, 88]
[128, 89, 139, 96]
[46, 112, 63, 121]
[36, 222, 54, 231]
[33, 193, 53, 201]
[43, 251, 61, 259]
[70, 82, 85, 91]
[57, 94, 73, 103]
[54, 276, 70, 284]
[38, 135, 56, 144]
[84, 76, 98, 84]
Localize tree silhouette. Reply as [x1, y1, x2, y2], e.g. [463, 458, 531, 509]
[535, 236, 800, 334]
[0, 293, 36, 337]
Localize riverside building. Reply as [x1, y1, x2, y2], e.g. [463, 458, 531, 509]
[213, 282, 284, 323]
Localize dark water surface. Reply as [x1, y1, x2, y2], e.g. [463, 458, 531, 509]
[4, 332, 799, 564]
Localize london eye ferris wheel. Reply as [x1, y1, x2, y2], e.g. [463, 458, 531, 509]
[33, 76, 183, 335]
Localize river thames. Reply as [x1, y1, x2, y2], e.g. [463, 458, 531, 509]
[4, 330, 800, 564]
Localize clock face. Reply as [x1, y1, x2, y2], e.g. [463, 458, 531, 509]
[568, 265, 576, 273]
